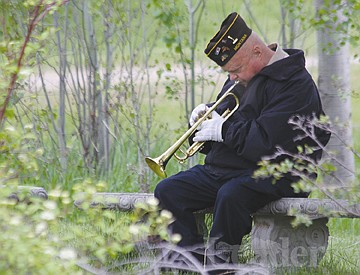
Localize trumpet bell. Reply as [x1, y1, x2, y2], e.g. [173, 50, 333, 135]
[145, 157, 167, 178]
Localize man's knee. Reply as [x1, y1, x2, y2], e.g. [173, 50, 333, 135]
[154, 179, 169, 200]
[154, 178, 182, 206]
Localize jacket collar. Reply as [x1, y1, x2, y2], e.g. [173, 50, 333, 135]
[258, 49, 305, 81]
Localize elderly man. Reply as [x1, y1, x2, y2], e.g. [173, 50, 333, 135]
[154, 12, 330, 267]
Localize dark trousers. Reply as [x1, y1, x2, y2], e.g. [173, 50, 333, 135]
[154, 164, 307, 248]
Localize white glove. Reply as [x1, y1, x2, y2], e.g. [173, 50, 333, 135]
[189, 103, 209, 126]
[193, 111, 225, 142]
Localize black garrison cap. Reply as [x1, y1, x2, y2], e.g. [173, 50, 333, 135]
[204, 12, 252, 66]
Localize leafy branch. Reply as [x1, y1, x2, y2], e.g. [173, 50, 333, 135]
[254, 114, 360, 212]
[0, 0, 69, 126]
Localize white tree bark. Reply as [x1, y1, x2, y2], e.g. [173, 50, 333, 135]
[315, 0, 355, 185]
[54, 9, 68, 173]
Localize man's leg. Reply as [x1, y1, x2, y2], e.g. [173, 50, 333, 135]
[154, 165, 221, 247]
[209, 174, 301, 263]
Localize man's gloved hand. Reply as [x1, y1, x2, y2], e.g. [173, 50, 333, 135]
[189, 103, 209, 126]
[193, 111, 225, 142]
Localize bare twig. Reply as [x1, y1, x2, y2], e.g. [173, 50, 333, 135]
[258, 114, 360, 215]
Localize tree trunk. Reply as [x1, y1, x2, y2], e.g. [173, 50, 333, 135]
[315, 0, 355, 186]
[83, 1, 103, 170]
[102, 0, 114, 173]
[54, 9, 68, 173]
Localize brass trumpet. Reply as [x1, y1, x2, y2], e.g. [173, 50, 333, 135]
[145, 81, 240, 178]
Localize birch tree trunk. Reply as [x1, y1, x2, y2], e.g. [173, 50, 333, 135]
[315, 0, 355, 186]
[185, 0, 204, 168]
[54, 8, 68, 173]
[102, 0, 114, 173]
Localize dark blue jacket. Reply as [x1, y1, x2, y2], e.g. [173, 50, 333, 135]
[197, 49, 330, 171]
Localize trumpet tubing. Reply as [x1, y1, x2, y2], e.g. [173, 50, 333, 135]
[145, 81, 240, 178]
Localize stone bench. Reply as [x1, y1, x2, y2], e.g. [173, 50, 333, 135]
[74, 192, 360, 268]
[1, 185, 48, 201]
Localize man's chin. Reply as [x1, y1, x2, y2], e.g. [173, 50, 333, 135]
[238, 80, 248, 87]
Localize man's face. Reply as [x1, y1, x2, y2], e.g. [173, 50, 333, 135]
[221, 44, 261, 86]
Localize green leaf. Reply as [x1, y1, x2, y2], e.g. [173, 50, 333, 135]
[5, 108, 15, 119]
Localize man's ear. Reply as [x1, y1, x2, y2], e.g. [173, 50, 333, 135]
[253, 45, 262, 57]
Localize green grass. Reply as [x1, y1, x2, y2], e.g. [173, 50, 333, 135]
[325, 219, 360, 271]
[286, 219, 360, 275]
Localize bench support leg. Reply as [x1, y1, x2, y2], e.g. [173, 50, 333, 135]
[251, 216, 329, 268]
